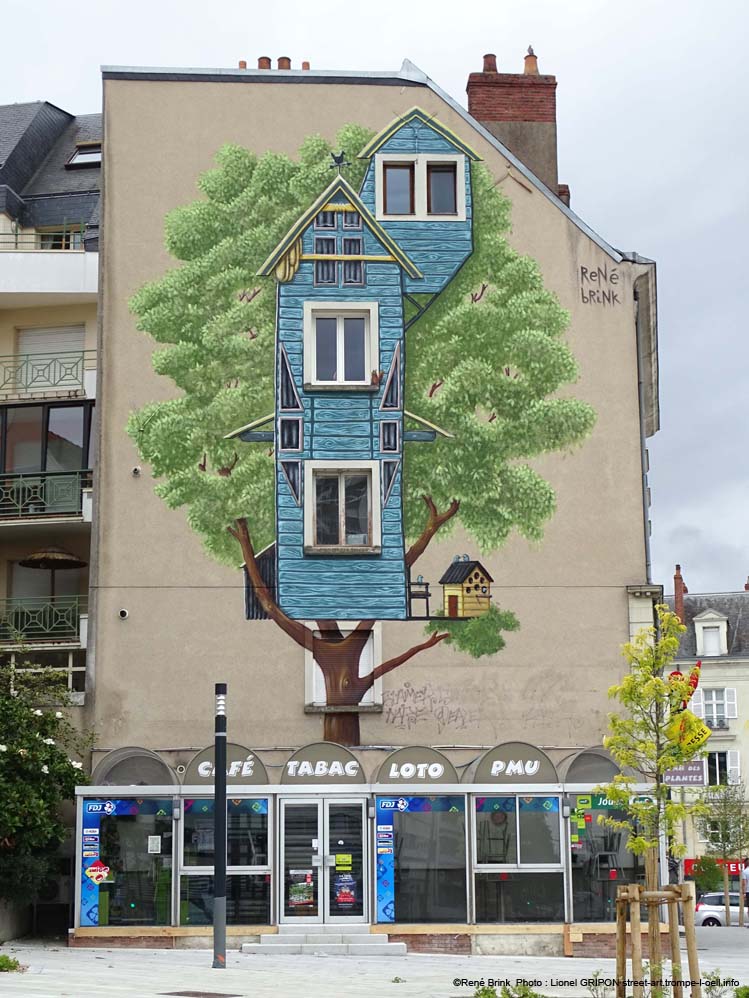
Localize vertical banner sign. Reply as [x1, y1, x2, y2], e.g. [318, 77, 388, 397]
[375, 796, 464, 923]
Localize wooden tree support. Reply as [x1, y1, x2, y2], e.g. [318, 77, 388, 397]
[615, 881, 701, 998]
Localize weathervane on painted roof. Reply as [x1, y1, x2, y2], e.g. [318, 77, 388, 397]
[330, 150, 351, 174]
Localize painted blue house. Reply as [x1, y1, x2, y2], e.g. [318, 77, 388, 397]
[239, 109, 480, 622]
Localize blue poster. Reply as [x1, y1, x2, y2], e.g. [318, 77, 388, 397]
[375, 796, 464, 923]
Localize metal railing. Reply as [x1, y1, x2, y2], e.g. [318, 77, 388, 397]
[0, 350, 94, 397]
[0, 595, 87, 643]
[0, 227, 85, 251]
[0, 469, 92, 519]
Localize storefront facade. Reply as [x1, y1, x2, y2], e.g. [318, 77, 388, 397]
[74, 742, 647, 949]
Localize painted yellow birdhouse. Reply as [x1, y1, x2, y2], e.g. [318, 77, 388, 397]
[439, 556, 493, 618]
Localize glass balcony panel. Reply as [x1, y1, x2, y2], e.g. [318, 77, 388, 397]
[6, 406, 43, 471]
[47, 406, 85, 471]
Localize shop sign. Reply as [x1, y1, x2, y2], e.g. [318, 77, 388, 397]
[664, 760, 707, 786]
[282, 742, 365, 784]
[472, 742, 558, 784]
[376, 746, 458, 784]
[184, 743, 268, 784]
[684, 857, 742, 877]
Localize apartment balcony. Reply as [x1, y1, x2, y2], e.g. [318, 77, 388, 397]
[0, 235, 98, 302]
[0, 595, 88, 646]
[0, 470, 93, 523]
[0, 349, 96, 402]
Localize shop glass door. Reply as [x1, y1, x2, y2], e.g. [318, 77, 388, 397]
[280, 798, 367, 923]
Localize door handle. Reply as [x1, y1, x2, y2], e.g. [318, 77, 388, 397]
[311, 855, 322, 867]
[324, 855, 336, 867]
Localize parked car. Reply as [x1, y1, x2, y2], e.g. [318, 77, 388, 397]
[695, 891, 746, 926]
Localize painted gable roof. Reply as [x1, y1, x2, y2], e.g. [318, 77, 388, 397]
[439, 559, 494, 585]
[257, 174, 422, 281]
[357, 106, 482, 162]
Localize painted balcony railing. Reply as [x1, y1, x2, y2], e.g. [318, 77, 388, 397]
[0, 595, 87, 643]
[0, 350, 95, 398]
[0, 469, 92, 519]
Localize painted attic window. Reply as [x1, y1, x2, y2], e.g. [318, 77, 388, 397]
[380, 420, 399, 453]
[314, 211, 337, 229]
[281, 460, 302, 505]
[382, 460, 400, 505]
[342, 237, 364, 285]
[279, 346, 303, 411]
[427, 163, 457, 215]
[380, 344, 401, 410]
[279, 417, 302, 451]
[314, 237, 337, 285]
[342, 210, 362, 229]
[383, 163, 415, 215]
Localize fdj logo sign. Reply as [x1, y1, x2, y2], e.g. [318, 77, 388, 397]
[86, 801, 115, 815]
[379, 799, 409, 812]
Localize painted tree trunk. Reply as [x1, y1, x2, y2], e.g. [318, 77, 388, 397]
[314, 635, 371, 747]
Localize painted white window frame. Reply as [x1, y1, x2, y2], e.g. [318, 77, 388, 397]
[303, 301, 378, 389]
[379, 419, 400, 454]
[278, 416, 303, 453]
[694, 611, 728, 656]
[303, 459, 381, 553]
[375, 153, 466, 222]
[706, 750, 741, 786]
[304, 620, 383, 706]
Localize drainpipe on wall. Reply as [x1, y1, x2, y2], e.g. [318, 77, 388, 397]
[634, 280, 653, 585]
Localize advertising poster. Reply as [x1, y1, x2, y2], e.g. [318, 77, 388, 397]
[333, 873, 357, 910]
[288, 869, 315, 907]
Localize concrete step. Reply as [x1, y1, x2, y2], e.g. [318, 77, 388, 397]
[277, 922, 371, 934]
[259, 933, 306, 945]
[241, 938, 406, 957]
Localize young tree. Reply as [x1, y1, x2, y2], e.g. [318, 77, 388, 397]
[597, 604, 709, 975]
[0, 650, 87, 904]
[128, 125, 596, 744]
[696, 784, 749, 925]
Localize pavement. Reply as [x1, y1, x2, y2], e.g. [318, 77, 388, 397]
[0, 928, 747, 997]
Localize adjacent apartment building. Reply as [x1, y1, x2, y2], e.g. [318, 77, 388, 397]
[0, 101, 100, 923]
[5, 51, 661, 953]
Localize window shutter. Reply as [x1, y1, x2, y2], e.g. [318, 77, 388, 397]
[18, 325, 84, 355]
[728, 750, 740, 785]
[725, 688, 738, 719]
[690, 687, 704, 718]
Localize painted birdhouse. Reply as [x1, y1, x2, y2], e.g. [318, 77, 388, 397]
[439, 556, 493, 618]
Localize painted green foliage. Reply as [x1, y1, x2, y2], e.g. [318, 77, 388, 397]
[129, 125, 594, 565]
[129, 124, 595, 657]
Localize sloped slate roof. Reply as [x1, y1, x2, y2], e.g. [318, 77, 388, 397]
[665, 591, 749, 658]
[439, 560, 494, 585]
[0, 101, 45, 166]
[23, 113, 101, 195]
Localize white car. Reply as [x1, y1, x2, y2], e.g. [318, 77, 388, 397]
[695, 891, 746, 926]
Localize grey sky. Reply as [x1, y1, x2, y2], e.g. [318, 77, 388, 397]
[5, 0, 747, 596]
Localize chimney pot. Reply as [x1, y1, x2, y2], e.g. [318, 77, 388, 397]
[524, 45, 539, 75]
[278, 56, 291, 70]
[482, 53, 498, 73]
[744, 576, 749, 592]
[258, 56, 271, 70]
[302, 60, 310, 71]
[238, 60, 247, 70]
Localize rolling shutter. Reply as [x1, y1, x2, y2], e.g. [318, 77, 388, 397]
[18, 326, 84, 355]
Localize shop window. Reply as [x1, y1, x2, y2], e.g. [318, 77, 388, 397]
[475, 796, 560, 866]
[376, 796, 467, 924]
[79, 798, 173, 928]
[476, 797, 516, 864]
[475, 872, 564, 923]
[183, 798, 269, 868]
[180, 874, 271, 925]
[519, 796, 560, 864]
[569, 793, 641, 922]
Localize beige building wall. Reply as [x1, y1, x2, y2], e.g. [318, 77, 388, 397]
[91, 75, 655, 764]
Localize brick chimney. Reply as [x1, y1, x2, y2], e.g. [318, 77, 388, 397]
[466, 47, 562, 195]
[744, 576, 749, 592]
[673, 564, 688, 623]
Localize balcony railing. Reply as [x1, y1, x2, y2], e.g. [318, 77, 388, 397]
[0, 595, 87, 643]
[0, 228, 85, 251]
[0, 350, 95, 398]
[0, 469, 92, 519]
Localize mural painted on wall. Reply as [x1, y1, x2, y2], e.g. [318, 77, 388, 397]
[129, 109, 596, 745]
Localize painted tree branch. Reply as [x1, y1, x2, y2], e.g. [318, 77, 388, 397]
[404, 495, 461, 568]
[360, 630, 450, 692]
[229, 518, 313, 650]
